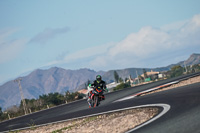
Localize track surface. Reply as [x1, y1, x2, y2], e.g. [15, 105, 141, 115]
[132, 82, 200, 133]
[0, 72, 200, 132]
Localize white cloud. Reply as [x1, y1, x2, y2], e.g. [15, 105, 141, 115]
[43, 42, 115, 67]
[46, 14, 200, 70]
[0, 29, 28, 64]
[108, 27, 171, 57]
[64, 42, 114, 62]
[89, 14, 200, 69]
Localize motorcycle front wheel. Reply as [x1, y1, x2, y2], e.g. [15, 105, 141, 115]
[91, 95, 99, 107]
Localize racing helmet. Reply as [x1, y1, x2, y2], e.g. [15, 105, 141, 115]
[96, 75, 102, 82]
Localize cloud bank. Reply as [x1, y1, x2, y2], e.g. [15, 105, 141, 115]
[50, 14, 200, 70]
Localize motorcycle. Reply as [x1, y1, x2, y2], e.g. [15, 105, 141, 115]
[87, 86, 105, 108]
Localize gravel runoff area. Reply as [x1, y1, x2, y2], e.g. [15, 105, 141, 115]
[15, 107, 159, 133]
[14, 75, 200, 133]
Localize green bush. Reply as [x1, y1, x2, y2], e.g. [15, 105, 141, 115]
[0, 91, 86, 122]
[113, 83, 131, 91]
[169, 65, 184, 78]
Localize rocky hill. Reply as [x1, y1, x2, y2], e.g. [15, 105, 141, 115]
[168, 53, 200, 68]
[0, 67, 104, 110]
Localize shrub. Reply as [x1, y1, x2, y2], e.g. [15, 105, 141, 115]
[113, 83, 131, 91]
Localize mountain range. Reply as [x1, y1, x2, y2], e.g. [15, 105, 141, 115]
[0, 53, 200, 110]
[103, 53, 200, 82]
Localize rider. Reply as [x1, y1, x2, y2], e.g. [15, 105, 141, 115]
[87, 75, 108, 105]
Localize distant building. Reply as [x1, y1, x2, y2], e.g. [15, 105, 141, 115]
[140, 70, 166, 81]
[125, 75, 139, 86]
[78, 89, 88, 95]
[107, 82, 120, 89]
[140, 70, 159, 78]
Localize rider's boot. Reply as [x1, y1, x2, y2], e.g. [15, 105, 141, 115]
[87, 98, 91, 103]
[87, 96, 92, 107]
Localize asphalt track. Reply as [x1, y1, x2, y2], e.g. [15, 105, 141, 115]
[0, 72, 200, 133]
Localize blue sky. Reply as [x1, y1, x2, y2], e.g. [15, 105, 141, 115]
[0, 0, 200, 85]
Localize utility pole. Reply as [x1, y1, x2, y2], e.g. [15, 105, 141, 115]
[184, 61, 188, 73]
[136, 70, 140, 84]
[14, 78, 28, 115]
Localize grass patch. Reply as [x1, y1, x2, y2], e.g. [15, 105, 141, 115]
[8, 130, 20, 133]
[51, 116, 98, 133]
[27, 119, 36, 130]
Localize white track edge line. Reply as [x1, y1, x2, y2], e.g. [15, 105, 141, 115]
[126, 103, 171, 133]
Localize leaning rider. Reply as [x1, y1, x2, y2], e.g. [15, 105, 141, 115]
[87, 75, 108, 104]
